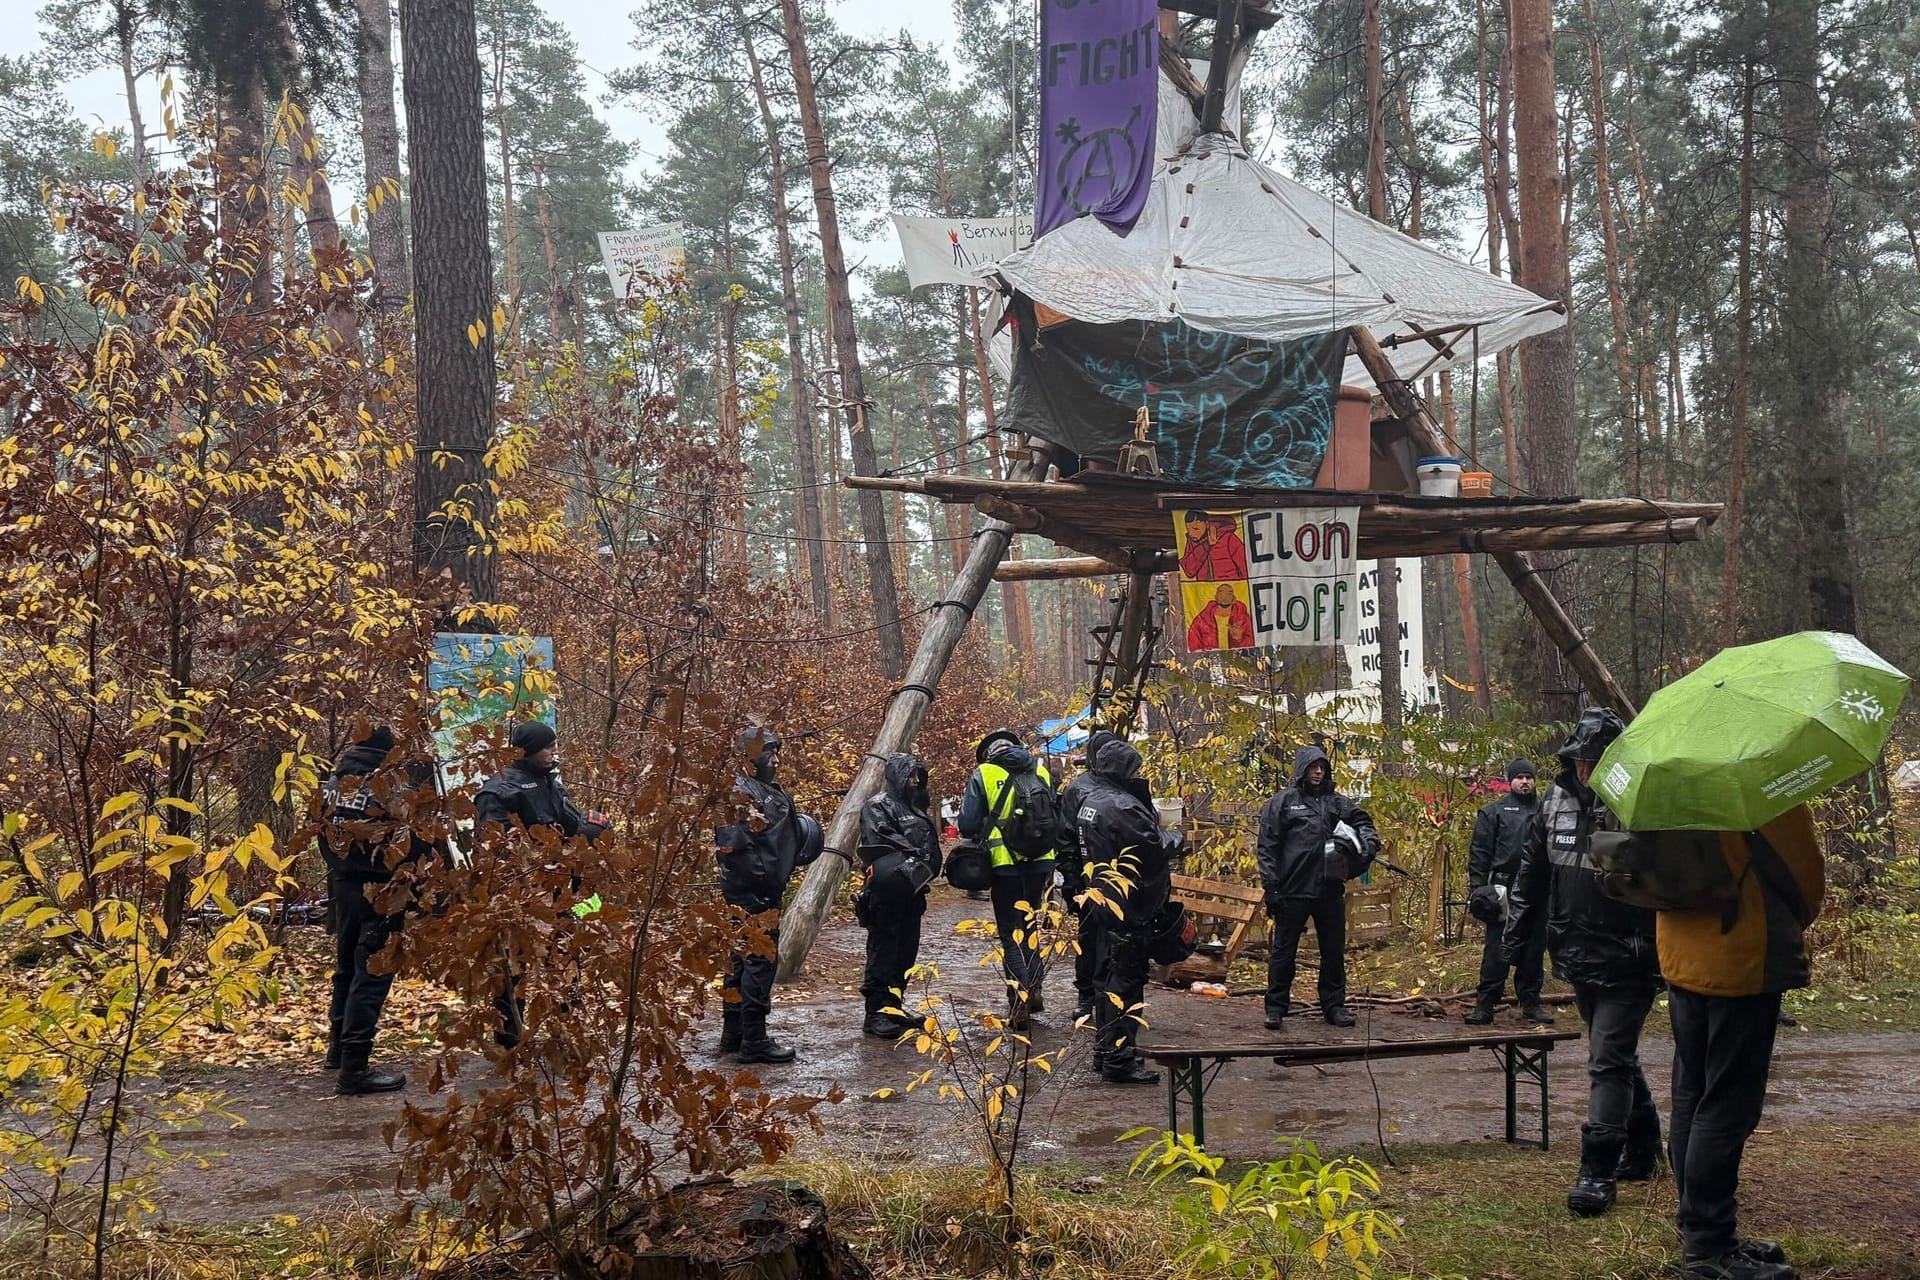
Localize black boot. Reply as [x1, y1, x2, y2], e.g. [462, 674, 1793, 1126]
[1101, 1057, 1160, 1086]
[1567, 1134, 1622, 1217]
[863, 1011, 909, 1040]
[1464, 1001, 1496, 1026]
[718, 1009, 742, 1056]
[1324, 1007, 1356, 1028]
[737, 1016, 796, 1065]
[337, 1052, 406, 1096]
[1521, 1001, 1557, 1025]
[323, 1023, 342, 1070]
[1264, 1009, 1286, 1031]
[1733, 1241, 1788, 1266]
[1681, 1253, 1798, 1280]
[1614, 1146, 1661, 1182]
[1074, 999, 1095, 1021]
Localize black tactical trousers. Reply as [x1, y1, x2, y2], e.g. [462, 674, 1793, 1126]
[1476, 917, 1545, 1006]
[1073, 906, 1105, 1011]
[1095, 927, 1149, 1066]
[1670, 988, 1781, 1260]
[990, 869, 1052, 1007]
[726, 927, 779, 1023]
[1573, 983, 1662, 1173]
[328, 878, 401, 1062]
[861, 897, 925, 1016]
[1266, 886, 1346, 1017]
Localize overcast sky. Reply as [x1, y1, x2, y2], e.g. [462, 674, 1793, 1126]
[7, 1, 961, 197]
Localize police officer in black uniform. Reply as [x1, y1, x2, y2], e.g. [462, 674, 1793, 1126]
[1465, 758, 1553, 1025]
[714, 727, 822, 1065]
[1257, 746, 1381, 1030]
[857, 753, 940, 1038]
[1074, 736, 1184, 1086]
[320, 725, 435, 1095]
[1505, 708, 1662, 1219]
[1055, 729, 1119, 1021]
[474, 720, 606, 1048]
[474, 721, 589, 837]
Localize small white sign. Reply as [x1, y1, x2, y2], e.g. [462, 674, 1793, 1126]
[892, 213, 1034, 289]
[597, 223, 687, 298]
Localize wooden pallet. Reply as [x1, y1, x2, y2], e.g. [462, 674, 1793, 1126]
[1170, 873, 1264, 963]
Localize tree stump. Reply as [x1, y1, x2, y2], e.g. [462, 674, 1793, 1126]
[621, 1180, 871, 1280]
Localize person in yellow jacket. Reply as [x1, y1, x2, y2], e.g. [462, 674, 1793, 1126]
[1657, 804, 1824, 1280]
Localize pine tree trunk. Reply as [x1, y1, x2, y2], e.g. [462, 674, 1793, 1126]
[355, 0, 412, 313]
[1510, 0, 1583, 719]
[970, 289, 1035, 661]
[399, 0, 498, 605]
[780, 0, 904, 678]
[1719, 58, 1755, 647]
[734, 4, 833, 623]
[114, 2, 147, 182]
[531, 161, 565, 338]
[1363, 0, 1403, 741]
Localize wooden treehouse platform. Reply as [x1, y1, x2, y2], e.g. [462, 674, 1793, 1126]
[848, 471, 1721, 581]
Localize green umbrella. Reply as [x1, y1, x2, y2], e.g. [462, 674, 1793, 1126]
[1594, 631, 1909, 831]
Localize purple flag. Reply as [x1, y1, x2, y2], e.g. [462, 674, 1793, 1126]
[1036, 0, 1159, 240]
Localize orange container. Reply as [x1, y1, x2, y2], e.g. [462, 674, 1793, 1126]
[1312, 386, 1374, 491]
[1460, 471, 1495, 499]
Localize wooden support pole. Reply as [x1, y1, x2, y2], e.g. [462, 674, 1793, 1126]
[1104, 570, 1157, 731]
[1494, 550, 1637, 717]
[1351, 323, 1637, 716]
[996, 552, 1178, 582]
[777, 458, 1049, 979]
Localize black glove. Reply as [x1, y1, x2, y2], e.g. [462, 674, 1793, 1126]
[1264, 888, 1284, 916]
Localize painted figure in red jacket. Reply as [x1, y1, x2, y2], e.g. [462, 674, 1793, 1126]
[1187, 583, 1255, 651]
[1178, 510, 1248, 581]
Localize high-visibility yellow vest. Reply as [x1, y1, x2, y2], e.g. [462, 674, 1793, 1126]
[978, 761, 1055, 869]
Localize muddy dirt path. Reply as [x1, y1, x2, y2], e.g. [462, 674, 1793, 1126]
[157, 894, 1920, 1223]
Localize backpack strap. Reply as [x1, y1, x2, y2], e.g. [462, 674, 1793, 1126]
[1745, 830, 1814, 929]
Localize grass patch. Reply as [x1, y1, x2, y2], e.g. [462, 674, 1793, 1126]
[1378, 1117, 1920, 1280]
[0, 1202, 420, 1279]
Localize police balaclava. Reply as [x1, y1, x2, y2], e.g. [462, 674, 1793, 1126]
[907, 761, 931, 812]
[739, 727, 782, 783]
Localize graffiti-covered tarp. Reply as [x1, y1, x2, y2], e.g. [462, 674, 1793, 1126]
[1002, 316, 1348, 488]
[428, 633, 556, 791]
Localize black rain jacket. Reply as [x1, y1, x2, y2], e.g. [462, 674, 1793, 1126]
[1468, 787, 1539, 890]
[715, 760, 821, 914]
[320, 741, 435, 885]
[1255, 746, 1381, 901]
[860, 753, 941, 880]
[1054, 730, 1120, 898]
[1503, 763, 1660, 990]
[1072, 738, 1179, 933]
[475, 761, 587, 840]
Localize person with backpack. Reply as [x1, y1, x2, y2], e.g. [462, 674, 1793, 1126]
[856, 753, 941, 1039]
[1650, 804, 1824, 1280]
[958, 729, 1060, 1029]
[319, 725, 437, 1095]
[1465, 759, 1553, 1026]
[1504, 707, 1662, 1220]
[1055, 730, 1120, 1022]
[714, 726, 823, 1065]
[1257, 745, 1381, 1030]
[1072, 736, 1185, 1085]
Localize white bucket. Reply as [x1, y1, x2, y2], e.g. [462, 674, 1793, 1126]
[1417, 456, 1462, 498]
[1152, 797, 1184, 829]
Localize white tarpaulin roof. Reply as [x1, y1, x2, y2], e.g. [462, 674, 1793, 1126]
[992, 73, 1563, 390]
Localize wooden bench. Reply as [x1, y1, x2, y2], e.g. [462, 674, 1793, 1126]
[1138, 1028, 1580, 1150]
